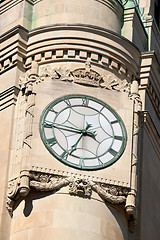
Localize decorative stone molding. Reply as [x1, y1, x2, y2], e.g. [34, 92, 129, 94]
[24, 49, 135, 84]
[37, 61, 131, 94]
[29, 171, 128, 204]
[7, 168, 135, 230]
[31, 166, 130, 188]
[0, 86, 20, 110]
[18, 61, 40, 197]
[6, 170, 129, 211]
[125, 79, 142, 228]
[1, 26, 27, 74]
[1, 24, 140, 82]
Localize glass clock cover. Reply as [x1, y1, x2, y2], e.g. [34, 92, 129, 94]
[40, 95, 127, 170]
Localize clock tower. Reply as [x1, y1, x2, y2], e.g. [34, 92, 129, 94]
[0, 0, 160, 240]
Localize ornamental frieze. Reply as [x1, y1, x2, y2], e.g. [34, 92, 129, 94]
[19, 61, 131, 94]
[6, 170, 136, 232]
[7, 171, 129, 212]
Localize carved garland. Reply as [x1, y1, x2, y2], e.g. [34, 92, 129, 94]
[7, 171, 129, 213]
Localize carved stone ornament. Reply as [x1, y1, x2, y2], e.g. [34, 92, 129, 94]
[69, 178, 92, 198]
[28, 171, 127, 205]
[101, 74, 131, 93]
[7, 170, 135, 231]
[40, 65, 74, 82]
[71, 61, 103, 87]
[37, 61, 130, 93]
[6, 178, 19, 214]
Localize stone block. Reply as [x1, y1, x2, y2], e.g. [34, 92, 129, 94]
[56, 50, 64, 58]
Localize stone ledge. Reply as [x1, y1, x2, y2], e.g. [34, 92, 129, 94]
[0, 86, 20, 110]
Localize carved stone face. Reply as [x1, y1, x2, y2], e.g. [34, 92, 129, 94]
[69, 178, 92, 197]
[75, 179, 89, 195]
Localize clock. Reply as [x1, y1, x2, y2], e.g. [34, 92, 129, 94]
[40, 95, 127, 170]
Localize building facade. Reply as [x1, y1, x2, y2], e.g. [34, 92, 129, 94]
[0, 0, 160, 239]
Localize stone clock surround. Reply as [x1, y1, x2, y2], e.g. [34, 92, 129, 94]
[3, 21, 142, 240]
[7, 56, 142, 237]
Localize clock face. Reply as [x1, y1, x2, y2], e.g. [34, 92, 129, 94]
[40, 95, 127, 170]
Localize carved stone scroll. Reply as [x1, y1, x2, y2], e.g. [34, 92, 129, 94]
[90, 182, 126, 204]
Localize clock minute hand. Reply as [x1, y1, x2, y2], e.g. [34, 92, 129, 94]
[52, 122, 96, 136]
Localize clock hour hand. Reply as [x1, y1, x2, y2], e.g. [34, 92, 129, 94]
[69, 122, 96, 154]
[69, 133, 84, 154]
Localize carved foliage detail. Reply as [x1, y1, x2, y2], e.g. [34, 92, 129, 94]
[29, 172, 70, 192]
[101, 74, 131, 93]
[29, 171, 128, 204]
[37, 61, 130, 93]
[90, 182, 127, 204]
[7, 171, 133, 231]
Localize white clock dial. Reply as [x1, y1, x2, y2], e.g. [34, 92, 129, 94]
[40, 95, 127, 170]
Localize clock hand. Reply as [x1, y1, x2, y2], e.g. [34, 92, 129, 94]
[48, 121, 96, 136]
[69, 132, 84, 154]
[69, 122, 96, 154]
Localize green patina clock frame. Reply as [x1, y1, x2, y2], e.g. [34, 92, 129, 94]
[40, 94, 127, 170]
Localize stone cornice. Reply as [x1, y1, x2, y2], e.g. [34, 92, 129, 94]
[0, 0, 42, 14]
[1, 24, 141, 83]
[0, 26, 28, 73]
[140, 52, 160, 118]
[0, 86, 20, 110]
